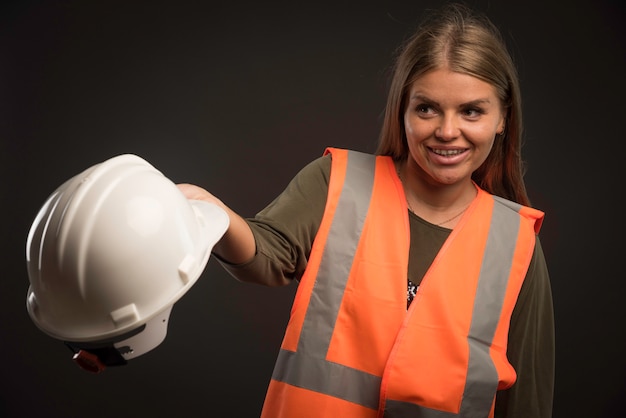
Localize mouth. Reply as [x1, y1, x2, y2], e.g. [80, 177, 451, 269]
[429, 148, 467, 157]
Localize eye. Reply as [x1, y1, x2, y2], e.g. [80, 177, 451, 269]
[462, 107, 485, 119]
[415, 103, 436, 116]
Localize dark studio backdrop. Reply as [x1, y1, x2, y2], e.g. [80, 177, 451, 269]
[1, 0, 624, 417]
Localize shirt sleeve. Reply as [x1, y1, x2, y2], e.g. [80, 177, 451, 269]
[494, 237, 555, 418]
[215, 154, 331, 286]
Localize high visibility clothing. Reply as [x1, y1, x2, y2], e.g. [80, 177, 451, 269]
[260, 148, 544, 418]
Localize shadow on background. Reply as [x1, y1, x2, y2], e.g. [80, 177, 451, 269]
[1, 0, 624, 417]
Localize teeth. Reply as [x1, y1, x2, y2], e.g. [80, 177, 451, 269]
[432, 149, 464, 156]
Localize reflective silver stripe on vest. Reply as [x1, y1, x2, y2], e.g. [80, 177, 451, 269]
[384, 196, 523, 418]
[271, 150, 381, 410]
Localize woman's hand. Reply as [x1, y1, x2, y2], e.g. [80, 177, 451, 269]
[176, 183, 256, 264]
[177, 183, 223, 206]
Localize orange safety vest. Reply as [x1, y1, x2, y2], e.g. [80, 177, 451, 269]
[261, 148, 544, 418]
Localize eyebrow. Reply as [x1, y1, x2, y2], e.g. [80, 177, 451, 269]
[409, 93, 493, 108]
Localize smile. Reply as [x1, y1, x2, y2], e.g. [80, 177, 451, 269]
[430, 148, 467, 156]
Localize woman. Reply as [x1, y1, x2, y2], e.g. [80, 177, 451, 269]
[179, 3, 554, 417]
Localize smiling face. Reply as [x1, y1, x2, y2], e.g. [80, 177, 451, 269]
[403, 67, 505, 189]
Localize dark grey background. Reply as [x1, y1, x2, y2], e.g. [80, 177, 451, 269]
[2, 0, 624, 417]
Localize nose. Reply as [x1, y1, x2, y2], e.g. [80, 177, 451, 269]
[435, 115, 460, 141]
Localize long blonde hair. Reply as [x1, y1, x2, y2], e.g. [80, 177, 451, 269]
[376, 3, 530, 206]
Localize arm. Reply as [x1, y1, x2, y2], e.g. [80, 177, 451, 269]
[178, 154, 331, 286]
[495, 237, 555, 418]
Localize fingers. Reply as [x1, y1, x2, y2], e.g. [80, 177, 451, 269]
[176, 183, 199, 198]
[176, 184, 232, 221]
[176, 183, 217, 203]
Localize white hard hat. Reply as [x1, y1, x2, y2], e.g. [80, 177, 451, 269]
[25, 154, 229, 373]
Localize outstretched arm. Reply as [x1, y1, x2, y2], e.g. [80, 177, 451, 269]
[177, 183, 256, 265]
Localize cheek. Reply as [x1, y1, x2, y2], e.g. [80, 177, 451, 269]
[483, 138, 496, 156]
[403, 113, 413, 136]
[469, 125, 498, 146]
[476, 134, 497, 165]
[404, 114, 431, 140]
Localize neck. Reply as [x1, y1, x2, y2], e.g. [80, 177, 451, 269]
[396, 161, 477, 227]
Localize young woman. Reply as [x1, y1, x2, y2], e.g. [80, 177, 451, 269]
[178, 3, 555, 417]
